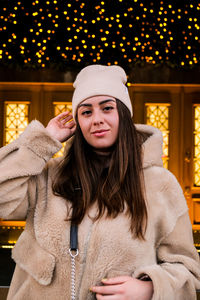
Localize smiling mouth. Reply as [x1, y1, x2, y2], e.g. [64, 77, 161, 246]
[91, 129, 109, 136]
[92, 129, 109, 134]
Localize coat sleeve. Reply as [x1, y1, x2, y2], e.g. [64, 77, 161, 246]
[134, 169, 200, 300]
[0, 120, 62, 220]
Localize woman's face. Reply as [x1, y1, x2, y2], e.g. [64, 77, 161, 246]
[77, 95, 119, 151]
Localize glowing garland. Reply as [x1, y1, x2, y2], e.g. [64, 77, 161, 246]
[0, 0, 199, 72]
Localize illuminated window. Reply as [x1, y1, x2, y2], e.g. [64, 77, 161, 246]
[4, 102, 30, 145]
[145, 103, 170, 169]
[193, 105, 200, 186]
[53, 102, 72, 157]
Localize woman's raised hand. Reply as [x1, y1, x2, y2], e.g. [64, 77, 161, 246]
[46, 111, 76, 143]
[90, 276, 153, 300]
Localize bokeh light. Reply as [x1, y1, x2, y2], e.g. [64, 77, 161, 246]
[0, 0, 199, 71]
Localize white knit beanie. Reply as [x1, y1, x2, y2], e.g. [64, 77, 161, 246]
[72, 64, 133, 118]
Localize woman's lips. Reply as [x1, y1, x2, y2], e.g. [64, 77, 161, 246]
[92, 129, 109, 137]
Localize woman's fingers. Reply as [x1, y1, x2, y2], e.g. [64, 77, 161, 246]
[101, 276, 132, 285]
[96, 294, 120, 300]
[66, 120, 76, 129]
[91, 276, 153, 300]
[54, 111, 71, 121]
[91, 283, 123, 295]
[91, 276, 131, 295]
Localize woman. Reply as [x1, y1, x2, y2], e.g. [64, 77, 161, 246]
[0, 65, 200, 300]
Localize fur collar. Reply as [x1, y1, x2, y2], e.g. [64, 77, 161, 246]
[135, 124, 163, 169]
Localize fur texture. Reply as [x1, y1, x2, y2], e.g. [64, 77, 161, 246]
[0, 120, 199, 300]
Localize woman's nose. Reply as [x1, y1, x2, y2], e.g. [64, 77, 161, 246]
[92, 111, 104, 125]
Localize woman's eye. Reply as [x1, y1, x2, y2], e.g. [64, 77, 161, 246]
[103, 106, 114, 111]
[82, 110, 91, 116]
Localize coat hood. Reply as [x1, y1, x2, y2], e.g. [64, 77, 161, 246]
[135, 124, 163, 169]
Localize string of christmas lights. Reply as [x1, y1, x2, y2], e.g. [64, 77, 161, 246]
[0, 0, 200, 73]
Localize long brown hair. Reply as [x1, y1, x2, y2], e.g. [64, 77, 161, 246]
[53, 100, 147, 239]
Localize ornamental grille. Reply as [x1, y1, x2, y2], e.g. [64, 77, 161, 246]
[53, 102, 72, 157]
[4, 102, 30, 145]
[145, 104, 170, 169]
[194, 105, 200, 186]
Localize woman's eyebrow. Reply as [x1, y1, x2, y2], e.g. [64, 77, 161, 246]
[79, 103, 92, 108]
[99, 99, 116, 105]
[79, 99, 116, 108]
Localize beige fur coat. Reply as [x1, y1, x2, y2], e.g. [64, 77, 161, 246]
[0, 120, 200, 300]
